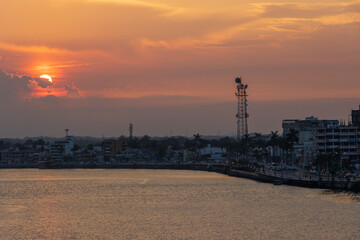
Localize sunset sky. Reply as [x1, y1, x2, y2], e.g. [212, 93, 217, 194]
[0, 0, 359, 137]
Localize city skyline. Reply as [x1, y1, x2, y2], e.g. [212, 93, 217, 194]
[1, 0, 360, 137]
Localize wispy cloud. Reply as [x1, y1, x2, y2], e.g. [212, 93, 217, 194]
[0, 42, 71, 54]
[316, 13, 360, 25]
[85, 0, 184, 16]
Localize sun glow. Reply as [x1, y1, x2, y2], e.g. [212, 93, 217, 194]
[40, 74, 52, 83]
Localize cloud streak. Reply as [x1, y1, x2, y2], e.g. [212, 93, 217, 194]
[0, 42, 71, 54]
[85, 0, 184, 16]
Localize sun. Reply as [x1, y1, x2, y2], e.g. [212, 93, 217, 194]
[40, 74, 52, 83]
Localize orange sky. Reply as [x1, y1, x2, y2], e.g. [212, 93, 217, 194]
[0, 0, 359, 137]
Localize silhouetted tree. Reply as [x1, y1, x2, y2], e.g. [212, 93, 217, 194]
[269, 131, 281, 163]
[192, 134, 208, 162]
[218, 137, 237, 152]
[238, 134, 251, 160]
[285, 128, 299, 165]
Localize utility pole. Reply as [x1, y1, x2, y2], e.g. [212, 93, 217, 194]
[129, 123, 133, 139]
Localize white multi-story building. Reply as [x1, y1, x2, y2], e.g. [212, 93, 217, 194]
[315, 125, 360, 162]
[282, 106, 360, 166]
[313, 106, 360, 163]
[282, 117, 339, 165]
[50, 136, 74, 162]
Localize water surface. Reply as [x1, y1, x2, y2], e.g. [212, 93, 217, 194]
[0, 169, 359, 239]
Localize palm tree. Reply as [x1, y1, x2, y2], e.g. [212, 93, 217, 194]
[269, 131, 280, 163]
[238, 134, 251, 158]
[252, 133, 267, 164]
[193, 133, 202, 143]
[278, 136, 290, 165]
[270, 131, 279, 146]
[327, 151, 340, 185]
[218, 137, 237, 153]
[192, 133, 207, 162]
[285, 128, 299, 165]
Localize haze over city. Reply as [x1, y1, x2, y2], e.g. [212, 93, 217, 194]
[0, 0, 359, 137]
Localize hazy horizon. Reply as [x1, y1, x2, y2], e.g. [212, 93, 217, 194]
[1, 97, 358, 138]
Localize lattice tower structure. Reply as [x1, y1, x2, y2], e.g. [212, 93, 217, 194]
[235, 77, 249, 141]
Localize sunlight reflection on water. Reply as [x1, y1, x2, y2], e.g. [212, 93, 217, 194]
[0, 169, 359, 240]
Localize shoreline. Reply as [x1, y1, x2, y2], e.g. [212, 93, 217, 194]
[1, 163, 359, 192]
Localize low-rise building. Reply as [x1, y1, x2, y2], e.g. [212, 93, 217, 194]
[102, 139, 127, 157]
[199, 144, 227, 162]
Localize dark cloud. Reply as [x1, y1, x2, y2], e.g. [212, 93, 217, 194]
[0, 69, 31, 88]
[0, 69, 32, 98]
[33, 77, 53, 88]
[0, 69, 77, 101]
[38, 94, 59, 104]
[64, 84, 81, 98]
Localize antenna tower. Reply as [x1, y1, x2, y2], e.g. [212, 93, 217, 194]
[65, 129, 69, 137]
[129, 123, 133, 139]
[235, 77, 249, 141]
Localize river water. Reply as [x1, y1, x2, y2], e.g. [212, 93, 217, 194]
[0, 169, 359, 239]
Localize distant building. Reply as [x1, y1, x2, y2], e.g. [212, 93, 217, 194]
[315, 125, 360, 162]
[116, 149, 142, 162]
[282, 117, 339, 144]
[0, 150, 6, 165]
[311, 106, 360, 163]
[102, 139, 127, 157]
[3, 148, 31, 164]
[282, 116, 345, 166]
[199, 144, 227, 163]
[352, 105, 360, 127]
[50, 136, 74, 162]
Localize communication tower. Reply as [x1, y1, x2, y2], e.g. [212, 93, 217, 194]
[235, 77, 249, 141]
[129, 123, 133, 139]
[65, 128, 69, 137]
